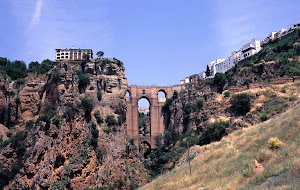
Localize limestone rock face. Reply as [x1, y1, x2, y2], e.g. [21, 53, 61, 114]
[0, 59, 149, 189]
[0, 74, 7, 115]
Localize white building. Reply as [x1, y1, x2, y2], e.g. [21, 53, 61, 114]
[55, 46, 93, 61]
[241, 38, 261, 59]
[209, 58, 226, 76]
[198, 71, 206, 80]
[185, 77, 190, 84]
[291, 22, 300, 29]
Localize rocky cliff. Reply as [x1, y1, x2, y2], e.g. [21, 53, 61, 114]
[0, 59, 149, 189]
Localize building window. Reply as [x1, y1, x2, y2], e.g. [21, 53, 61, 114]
[61, 53, 64, 55]
[57, 57, 60, 59]
[66, 53, 69, 55]
[61, 56, 64, 58]
[66, 56, 68, 58]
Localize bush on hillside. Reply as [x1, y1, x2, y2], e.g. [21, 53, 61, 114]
[224, 91, 231, 97]
[5, 60, 27, 80]
[97, 91, 102, 101]
[28, 61, 40, 73]
[13, 78, 26, 89]
[268, 137, 283, 150]
[80, 97, 93, 114]
[105, 115, 117, 126]
[211, 73, 225, 93]
[200, 120, 230, 145]
[230, 93, 251, 115]
[191, 98, 204, 113]
[38, 59, 54, 74]
[63, 103, 76, 121]
[260, 113, 268, 122]
[94, 110, 103, 124]
[76, 70, 90, 88]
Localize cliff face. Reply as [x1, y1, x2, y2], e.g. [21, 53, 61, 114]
[0, 59, 149, 189]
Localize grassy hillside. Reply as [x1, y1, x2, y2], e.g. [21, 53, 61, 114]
[140, 100, 300, 190]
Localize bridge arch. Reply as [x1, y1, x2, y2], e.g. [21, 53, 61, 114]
[126, 85, 185, 149]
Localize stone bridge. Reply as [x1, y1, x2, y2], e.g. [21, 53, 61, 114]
[126, 85, 185, 150]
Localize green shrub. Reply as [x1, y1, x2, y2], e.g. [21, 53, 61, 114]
[224, 91, 230, 97]
[50, 71, 61, 83]
[191, 98, 204, 113]
[28, 61, 40, 73]
[6, 131, 12, 138]
[38, 59, 54, 74]
[80, 97, 94, 114]
[76, 70, 90, 87]
[200, 120, 230, 145]
[52, 115, 60, 128]
[268, 137, 283, 150]
[230, 93, 251, 115]
[260, 113, 268, 122]
[63, 103, 75, 121]
[117, 115, 123, 126]
[5, 60, 27, 80]
[25, 120, 35, 129]
[13, 78, 25, 89]
[105, 115, 117, 126]
[280, 86, 287, 93]
[172, 90, 178, 99]
[97, 91, 102, 101]
[243, 78, 252, 86]
[211, 73, 225, 93]
[113, 57, 124, 67]
[155, 134, 163, 148]
[94, 110, 103, 124]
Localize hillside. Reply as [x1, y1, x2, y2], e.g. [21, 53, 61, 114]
[140, 100, 300, 190]
[142, 29, 300, 179]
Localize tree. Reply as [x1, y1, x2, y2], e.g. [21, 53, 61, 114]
[205, 65, 211, 77]
[28, 61, 40, 73]
[5, 60, 27, 80]
[38, 59, 54, 74]
[83, 53, 90, 61]
[212, 73, 225, 93]
[230, 93, 251, 115]
[96, 51, 104, 58]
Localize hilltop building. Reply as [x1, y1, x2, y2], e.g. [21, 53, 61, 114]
[241, 38, 262, 59]
[291, 22, 300, 29]
[261, 28, 288, 46]
[180, 38, 262, 84]
[179, 22, 299, 85]
[55, 46, 93, 61]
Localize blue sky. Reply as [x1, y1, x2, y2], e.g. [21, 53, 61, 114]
[0, 0, 299, 86]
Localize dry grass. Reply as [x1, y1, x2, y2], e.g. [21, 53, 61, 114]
[140, 102, 300, 190]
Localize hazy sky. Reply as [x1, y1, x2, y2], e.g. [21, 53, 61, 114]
[0, 0, 299, 87]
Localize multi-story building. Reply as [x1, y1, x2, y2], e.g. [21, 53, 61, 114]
[179, 37, 263, 84]
[55, 46, 93, 61]
[241, 38, 261, 59]
[209, 58, 226, 76]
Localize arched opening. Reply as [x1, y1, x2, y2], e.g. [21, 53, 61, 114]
[158, 90, 166, 102]
[126, 91, 130, 98]
[140, 141, 151, 158]
[138, 97, 150, 137]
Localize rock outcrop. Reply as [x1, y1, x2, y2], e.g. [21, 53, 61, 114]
[0, 59, 149, 189]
